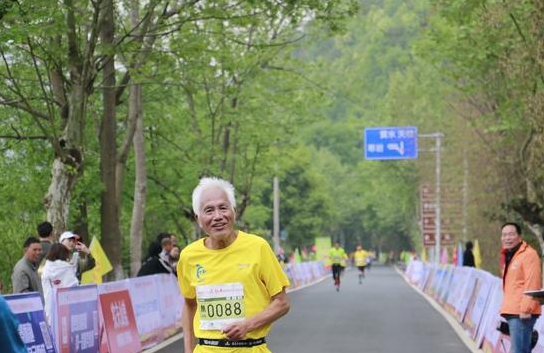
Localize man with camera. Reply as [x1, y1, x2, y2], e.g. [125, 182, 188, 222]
[499, 222, 542, 353]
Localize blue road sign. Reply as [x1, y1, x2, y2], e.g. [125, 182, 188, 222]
[364, 126, 418, 160]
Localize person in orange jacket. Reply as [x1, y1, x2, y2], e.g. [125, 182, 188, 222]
[499, 222, 542, 353]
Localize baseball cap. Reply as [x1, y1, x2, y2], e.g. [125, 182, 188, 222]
[59, 231, 77, 243]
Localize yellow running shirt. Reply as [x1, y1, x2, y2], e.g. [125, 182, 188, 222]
[178, 231, 290, 346]
[329, 247, 347, 265]
[354, 249, 368, 267]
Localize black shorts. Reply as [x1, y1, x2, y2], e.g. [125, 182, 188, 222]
[357, 266, 366, 272]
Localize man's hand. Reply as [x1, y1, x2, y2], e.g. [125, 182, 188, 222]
[75, 242, 90, 255]
[222, 320, 251, 341]
[520, 312, 532, 319]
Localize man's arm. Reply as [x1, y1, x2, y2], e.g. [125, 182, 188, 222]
[12, 268, 30, 293]
[182, 297, 197, 353]
[520, 252, 543, 314]
[76, 242, 96, 273]
[222, 288, 290, 340]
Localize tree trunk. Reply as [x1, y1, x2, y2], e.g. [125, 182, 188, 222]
[100, 0, 123, 280]
[130, 83, 146, 276]
[44, 84, 86, 234]
[45, 158, 78, 233]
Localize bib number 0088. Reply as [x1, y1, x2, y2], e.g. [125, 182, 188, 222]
[201, 302, 242, 319]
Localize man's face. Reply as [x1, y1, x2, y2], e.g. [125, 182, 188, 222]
[25, 243, 42, 264]
[197, 187, 235, 240]
[501, 224, 522, 250]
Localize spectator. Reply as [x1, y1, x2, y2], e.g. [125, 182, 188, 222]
[500, 222, 541, 353]
[59, 231, 96, 281]
[37, 221, 55, 265]
[169, 244, 181, 269]
[137, 241, 175, 277]
[462, 241, 475, 267]
[41, 243, 79, 324]
[0, 294, 26, 353]
[11, 237, 43, 299]
[156, 232, 173, 263]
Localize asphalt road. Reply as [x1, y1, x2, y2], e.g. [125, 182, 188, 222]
[150, 264, 474, 353]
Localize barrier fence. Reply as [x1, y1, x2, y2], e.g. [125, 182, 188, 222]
[404, 260, 544, 353]
[3, 261, 328, 353]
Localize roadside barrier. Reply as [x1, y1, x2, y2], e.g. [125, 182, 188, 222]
[4, 273, 183, 353]
[404, 260, 544, 353]
[3, 260, 328, 353]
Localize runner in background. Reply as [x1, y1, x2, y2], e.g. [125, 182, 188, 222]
[352, 245, 368, 284]
[329, 241, 347, 292]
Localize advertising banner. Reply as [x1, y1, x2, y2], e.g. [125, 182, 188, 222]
[53, 285, 99, 353]
[477, 279, 504, 352]
[462, 270, 495, 341]
[99, 288, 141, 353]
[4, 292, 56, 353]
[128, 275, 163, 348]
[443, 266, 470, 315]
[156, 274, 183, 338]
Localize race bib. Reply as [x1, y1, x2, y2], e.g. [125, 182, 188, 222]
[196, 283, 245, 330]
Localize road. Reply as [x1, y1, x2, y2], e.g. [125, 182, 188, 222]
[150, 265, 475, 353]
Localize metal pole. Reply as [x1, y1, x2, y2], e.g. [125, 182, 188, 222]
[273, 176, 280, 254]
[419, 133, 444, 263]
[462, 149, 468, 242]
[435, 135, 442, 263]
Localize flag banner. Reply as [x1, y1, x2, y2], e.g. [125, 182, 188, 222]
[81, 237, 113, 284]
[457, 242, 464, 266]
[440, 247, 448, 264]
[473, 239, 482, 269]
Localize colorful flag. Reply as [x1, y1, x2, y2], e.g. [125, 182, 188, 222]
[440, 247, 448, 264]
[301, 246, 308, 261]
[457, 242, 464, 266]
[81, 237, 113, 284]
[473, 239, 482, 269]
[294, 248, 301, 263]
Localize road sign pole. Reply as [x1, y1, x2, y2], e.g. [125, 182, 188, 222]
[435, 134, 442, 263]
[420, 132, 444, 263]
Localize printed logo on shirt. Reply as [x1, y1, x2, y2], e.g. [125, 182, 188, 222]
[237, 263, 251, 270]
[196, 263, 206, 280]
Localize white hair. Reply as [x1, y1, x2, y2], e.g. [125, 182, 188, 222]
[192, 177, 236, 216]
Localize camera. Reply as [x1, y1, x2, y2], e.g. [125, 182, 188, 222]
[496, 320, 539, 349]
[496, 321, 509, 335]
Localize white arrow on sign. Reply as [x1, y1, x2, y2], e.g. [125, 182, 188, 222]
[386, 141, 404, 155]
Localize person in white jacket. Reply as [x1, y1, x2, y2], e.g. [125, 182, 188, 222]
[41, 243, 79, 325]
